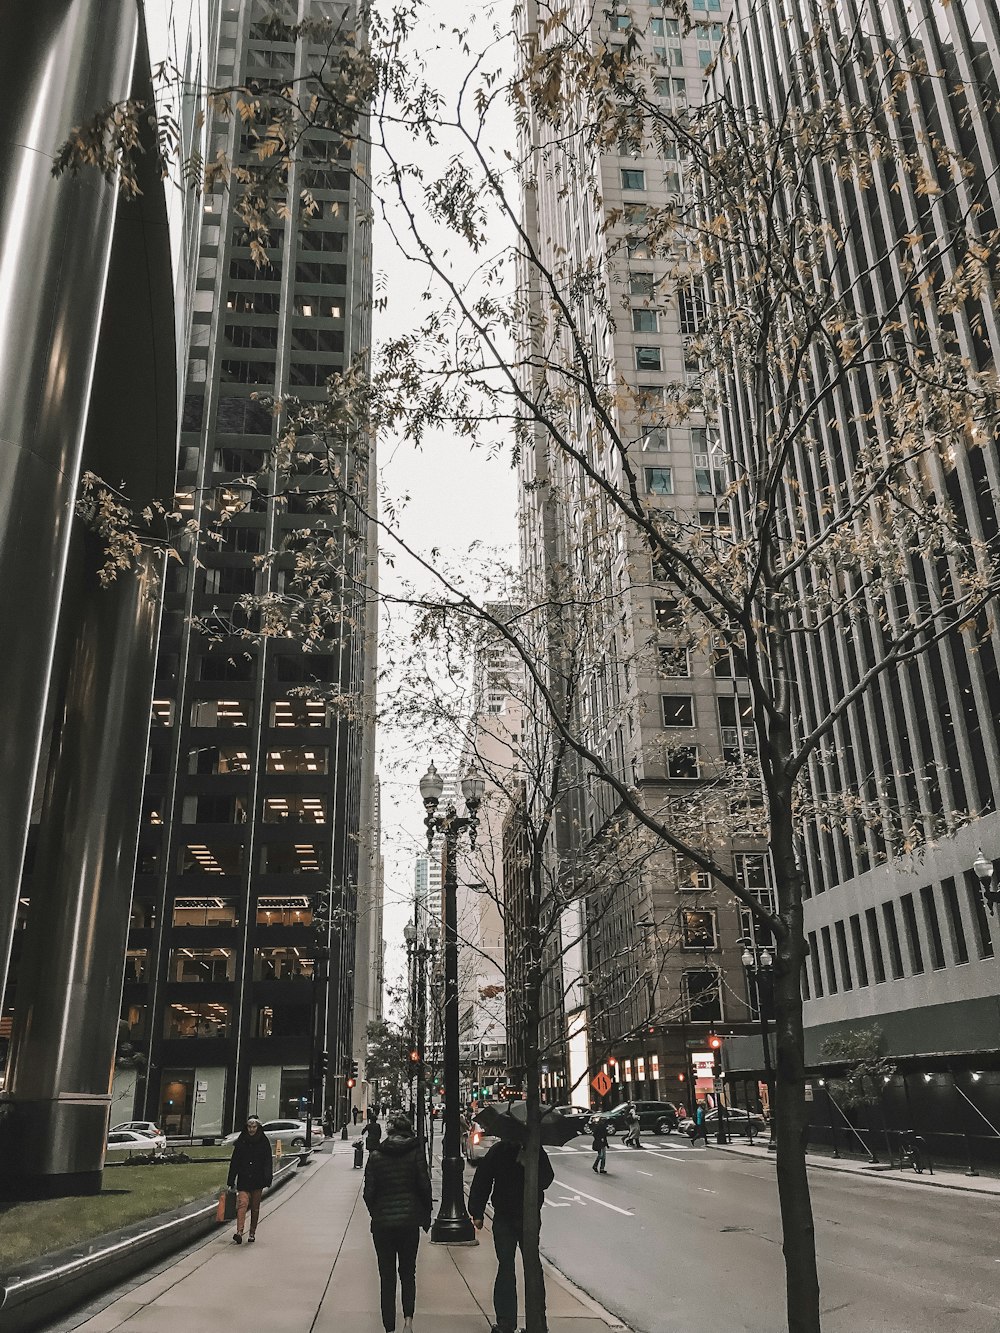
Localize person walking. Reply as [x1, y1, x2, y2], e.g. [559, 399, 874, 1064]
[468, 1138, 554, 1333]
[591, 1117, 609, 1173]
[353, 1105, 360, 1126]
[363, 1115, 432, 1333]
[691, 1101, 708, 1145]
[624, 1103, 644, 1149]
[364, 1114, 383, 1151]
[226, 1115, 273, 1244]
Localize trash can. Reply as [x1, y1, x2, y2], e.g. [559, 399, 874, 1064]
[353, 1139, 364, 1169]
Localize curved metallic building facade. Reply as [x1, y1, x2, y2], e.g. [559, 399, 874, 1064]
[0, 0, 214, 1195]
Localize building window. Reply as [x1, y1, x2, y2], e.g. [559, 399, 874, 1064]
[719, 695, 755, 761]
[820, 926, 838, 993]
[645, 466, 673, 494]
[178, 844, 244, 876]
[261, 842, 326, 874]
[152, 699, 175, 727]
[635, 346, 662, 371]
[654, 597, 681, 633]
[941, 877, 969, 965]
[682, 969, 722, 1021]
[657, 644, 690, 677]
[190, 699, 252, 728]
[865, 907, 887, 982]
[163, 1002, 231, 1039]
[667, 745, 700, 778]
[168, 948, 235, 983]
[632, 308, 658, 332]
[269, 697, 333, 728]
[963, 870, 995, 959]
[254, 1002, 312, 1038]
[254, 947, 315, 981]
[262, 795, 328, 824]
[610, 13, 631, 29]
[849, 914, 869, 987]
[266, 747, 330, 774]
[621, 168, 646, 190]
[676, 856, 711, 891]
[682, 909, 717, 949]
[630, 271, 655, 295]
[920, 885, 947, 969]
[900, 893, 924, 974]
[124, 949, 148, 983]
[661, 695, 694, 727]
[881, 901, 905, 978]
[807, 931, 824, 997]
[627, 236, 652, 259]
[256, 895, 314, 927]
[834, 920, 853, 991]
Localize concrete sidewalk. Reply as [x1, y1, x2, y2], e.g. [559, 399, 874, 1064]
[710, 1138, 1000, 1196]
[61, 1135, 623, 1333]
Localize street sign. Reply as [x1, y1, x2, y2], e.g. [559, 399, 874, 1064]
[591, 1071, 613, 1097]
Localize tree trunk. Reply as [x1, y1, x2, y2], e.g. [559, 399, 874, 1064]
[521, 968, 547, 1333]
[770, 798, 821, 1333]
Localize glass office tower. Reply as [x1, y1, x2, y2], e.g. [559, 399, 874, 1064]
[120, 0, 376, 1136]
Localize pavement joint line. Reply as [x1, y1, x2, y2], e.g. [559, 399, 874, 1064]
[308, 1159, 363, 1333]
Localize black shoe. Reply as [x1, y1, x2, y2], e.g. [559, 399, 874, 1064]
[600, 1168, 607, 1173]
[592, 1163, 598, 1172]
[247, 1234, 256, 1243]
[233, 1233, 242, 1244]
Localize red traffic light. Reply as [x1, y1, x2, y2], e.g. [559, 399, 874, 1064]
[408, 1049, 420, 1063]
[346, 1077, 356, 1088]
[708, 1034, 722, 1051]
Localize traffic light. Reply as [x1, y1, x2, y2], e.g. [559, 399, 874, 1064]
[350, 1059, 359, 1080]
[315, 1050, 329, 1081]
[708, 1032, 723, 1075]
[346, 1077, 356, 1089]
[408, 1049, 420, 1064]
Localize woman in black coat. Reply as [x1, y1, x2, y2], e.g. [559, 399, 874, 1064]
[363, 1115, 432, 1333]
[227, 1116, 273, 1244]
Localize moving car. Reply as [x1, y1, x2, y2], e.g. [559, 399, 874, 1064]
[551, 1105, 592, 1118]
[678, 1106, 767, 1139]
[222, 1118, 315, 1149]
[106, 1129, 164, 1158]
[110, 1121, 167, 1152]
[589, 1100, 680, 1136]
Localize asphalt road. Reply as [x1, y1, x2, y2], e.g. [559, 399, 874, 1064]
[538, 1135, 1000, 1332]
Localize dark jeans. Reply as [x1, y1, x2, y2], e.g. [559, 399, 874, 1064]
[372, 1225, 420, 1331]
[492, 1211, 547, 1333]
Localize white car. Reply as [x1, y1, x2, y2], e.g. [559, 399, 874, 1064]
[106, 1129, 165, 1158]
[222, 1118, 314, 1149]
[111, 1121, 167, 1153]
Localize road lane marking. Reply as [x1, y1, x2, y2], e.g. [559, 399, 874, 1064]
[637, 1170, 653, 1177]
[551, 1179, 634, 1215]
[697, 1187, 718, 1194]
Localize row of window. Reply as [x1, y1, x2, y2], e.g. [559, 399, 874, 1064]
[130, 895, 317, 931]
[803, 872, 996, 1001]
[153, 697, 336, 728]
[160, 1000, 312, 1041]
[125, 945, 318, 985]
[138, 840, 330, 876]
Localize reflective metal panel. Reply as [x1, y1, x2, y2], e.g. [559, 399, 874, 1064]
[0, 0, 140, 1010]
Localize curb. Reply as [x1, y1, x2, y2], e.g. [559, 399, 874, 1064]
[710, 1142, 1000, 1197]
[540, 1251, 631, 1329]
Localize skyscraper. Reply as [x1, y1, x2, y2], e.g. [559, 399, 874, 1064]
[116, 0, 377, 1136]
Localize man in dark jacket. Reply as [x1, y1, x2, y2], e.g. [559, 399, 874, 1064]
[468, 1139, 554, 1333]
[363, 1115, 432, 1333]
[226, 1116, 273, 1244]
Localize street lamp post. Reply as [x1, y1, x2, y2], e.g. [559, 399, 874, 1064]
[740, 938, 777, 1151]
[405, 914, 440, 1161]
[419, 760, 484, 1244]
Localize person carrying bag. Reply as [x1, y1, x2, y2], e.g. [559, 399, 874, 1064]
[226, 1115, 273, 1244]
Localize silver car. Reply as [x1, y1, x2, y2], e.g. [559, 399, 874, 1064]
[222, 1118, 314, 1149]
[111, 1120, 167, 1153]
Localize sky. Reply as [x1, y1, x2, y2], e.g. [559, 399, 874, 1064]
[368, 2, 520, 1008]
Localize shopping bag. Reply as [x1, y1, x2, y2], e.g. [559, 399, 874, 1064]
[217, 1188, 237, 1222]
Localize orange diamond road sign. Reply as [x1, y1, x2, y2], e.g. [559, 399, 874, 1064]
[591, 1071, 613, 1097]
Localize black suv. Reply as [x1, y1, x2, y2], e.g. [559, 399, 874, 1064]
[590, 1100, 679, 1135]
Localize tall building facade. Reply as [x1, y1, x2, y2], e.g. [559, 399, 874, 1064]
[0, 0, 217, 1195]
[117, 0, 376, 1136]
[517, 0, 758, 1111]
[715, 0, 1000, 1088]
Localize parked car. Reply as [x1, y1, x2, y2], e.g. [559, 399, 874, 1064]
[551, 1105, 592, 1118]
[678, 1106, 767, 1139]
[110, 1121, 167, 1152]
[589, 1100, 680, 1136]
[106, 1129, 164, 1159]
[222, 1118, 315, 1149]
[461, 1117, 499, 1162]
